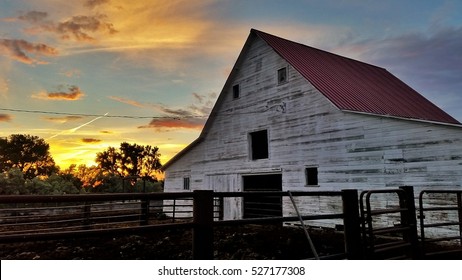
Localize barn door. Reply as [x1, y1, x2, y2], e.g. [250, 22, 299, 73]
[206, 174, 240, 220]
[243, 174, 282, 218]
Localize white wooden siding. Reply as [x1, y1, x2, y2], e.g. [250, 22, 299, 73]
[164, 35, 462, 234]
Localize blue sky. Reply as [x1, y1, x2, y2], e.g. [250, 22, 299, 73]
[1, 0, 461, 168]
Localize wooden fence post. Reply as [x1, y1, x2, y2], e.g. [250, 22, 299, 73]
[341, 189, 363, 259]
[83, 202, 91, 230]
[456, 192, 462, 245]
[140, 199, 150, 226]
[193, 190, 214, 260]
[399, 186, 420, 259]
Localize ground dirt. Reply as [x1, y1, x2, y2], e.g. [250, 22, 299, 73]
[2, 224, 460, 260]
[0, 224, 345, 260]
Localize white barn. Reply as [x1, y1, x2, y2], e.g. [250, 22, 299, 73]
[162, 29, 462, 222]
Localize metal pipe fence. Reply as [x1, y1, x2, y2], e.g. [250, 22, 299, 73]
[419, 189, 462, 258]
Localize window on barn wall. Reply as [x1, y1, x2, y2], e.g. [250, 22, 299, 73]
[305, 167, 318, 186]
[183, 177, 190, 190]
[278, 67, 288, 84]
[232, 84, 240, 99]
[249, 130, 269, 160]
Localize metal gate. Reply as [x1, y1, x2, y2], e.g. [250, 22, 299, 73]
[360, 186, 419, 259]
[242, 174, 282, 218]
[419, 190, 462, 258]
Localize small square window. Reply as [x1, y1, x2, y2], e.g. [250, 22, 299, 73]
[233, 84, 240, 99]
[305, 167, 318, 186]
[249, 130, 268, 160]
[183, 177, 190, 190]
[278, 67, 287, 84]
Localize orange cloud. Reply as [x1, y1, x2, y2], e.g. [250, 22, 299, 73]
[18, 11, 48, 23]
[108, 96, 145, 108]
[42, 115, 83, 123]
[0, 78, 8, 96]
[81, 138, 102, 143]
[10, 1, 245, 75]
[110, 92, 216, 117]
[138, 118, 205, 131]
[52, 15, 118, 42]
[60, 68, 81, 77]
[84, 0, 110, 9]
[0, 39, 58, 64]
[18, 10, 117, 42]
[32, 85, 85, 100]
[0, 114, 13, 122]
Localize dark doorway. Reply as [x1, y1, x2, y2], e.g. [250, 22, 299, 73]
[243, 174, 282, 218]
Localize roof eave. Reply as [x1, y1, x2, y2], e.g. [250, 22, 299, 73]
[342, 109, 462, 128]
[160, 137, 204, 171]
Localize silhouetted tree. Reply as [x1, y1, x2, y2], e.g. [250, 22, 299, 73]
[95, 147, 123, 176]
[119, 142, 145, 177]
[140, 145, 162, 178]
[96, 142, 162, 180]
[0, 134, 58, 179]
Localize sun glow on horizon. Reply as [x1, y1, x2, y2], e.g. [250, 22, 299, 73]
[49, 139, 189, 171]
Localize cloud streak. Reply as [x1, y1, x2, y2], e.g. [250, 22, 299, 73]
[51, 15, 118, 42]
[32, 85, 85, 100]
[0, 114, 13, 122]
[137, 96, 213, 131]
[18, 10, 117, 42]
[47, 112, 108, 140]
[42, 115, 84, 123]
[18, 11, 48, 23]
[108, 96, 145, 108]
[81, 138, 102, 143]
[109, 92, 216, 130]
[138, 118, 205, 130]
[0, 78, 9, 97]
[0, 39, 58, 64]
[84, 0, 110, 9]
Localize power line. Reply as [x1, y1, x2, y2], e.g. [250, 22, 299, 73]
[0, 107, 208, 119]
[1, 103, 286, 120]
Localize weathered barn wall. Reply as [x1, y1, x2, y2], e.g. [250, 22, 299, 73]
[163, 34, 462, 236]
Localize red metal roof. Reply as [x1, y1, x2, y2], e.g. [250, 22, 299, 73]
[253, 29, 460, 125]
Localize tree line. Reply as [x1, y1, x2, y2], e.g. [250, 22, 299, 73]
[0, 134, 163, 195]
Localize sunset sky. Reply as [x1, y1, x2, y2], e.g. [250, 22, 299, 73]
[1, 0, 461, 169]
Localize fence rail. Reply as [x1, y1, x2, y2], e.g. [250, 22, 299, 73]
[0, 190, 362, 259]
[0, 192, 193, 242]
[419, 189, 462, 258]
[1, 188, 461, 259]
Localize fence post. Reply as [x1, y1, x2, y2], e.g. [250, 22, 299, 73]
[341, 189, 363, 259]
[457, 192, 462, 245]
[193, 190, 214, 260]
[83, 202, 91, 230]
[399, 186, 420, 259]
[218, 196, 224, 221]
[140, 199, 150, 226]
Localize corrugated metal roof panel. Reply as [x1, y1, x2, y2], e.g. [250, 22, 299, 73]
[253, 29, 460, 125]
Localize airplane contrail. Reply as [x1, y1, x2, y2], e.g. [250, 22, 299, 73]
[47, 112, 109, 140]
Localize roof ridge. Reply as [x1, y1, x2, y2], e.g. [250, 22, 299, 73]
[251, 28, 386, 71]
